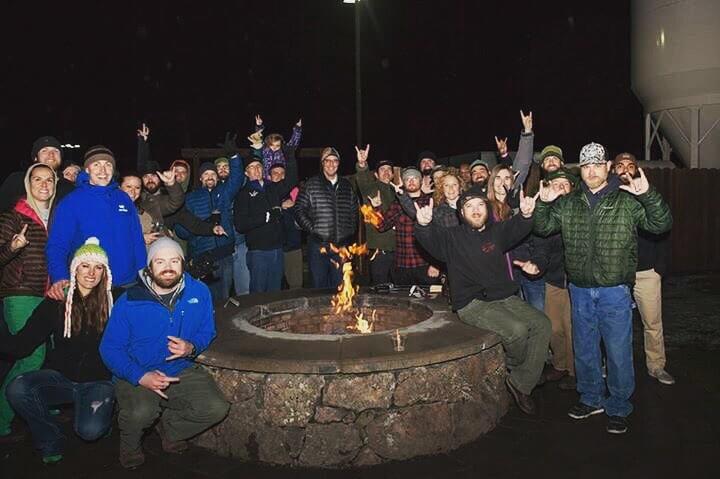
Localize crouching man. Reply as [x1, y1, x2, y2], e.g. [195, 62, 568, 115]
[100, 237, 229, 469]
[414, 191, 551, 415]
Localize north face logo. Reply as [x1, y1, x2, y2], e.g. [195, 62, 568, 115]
[118, 204, 129, 213]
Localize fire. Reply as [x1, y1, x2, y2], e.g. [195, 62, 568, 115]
[320, 242, 375, 333]
[360, 204, 384, 229]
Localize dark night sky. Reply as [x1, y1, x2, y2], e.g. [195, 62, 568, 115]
[0, 0, 643, 179]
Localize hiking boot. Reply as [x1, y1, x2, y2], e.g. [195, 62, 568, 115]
[567, 403, 604, 420]
[649, 368, 676, 385]
[156, 421, 189, 454]
[505, 377, 536, 415]
[543, 367, 568, 383]
[558, 375, 577, 391]
[119, 447, 145, 469]
[606, 415, 629, 434]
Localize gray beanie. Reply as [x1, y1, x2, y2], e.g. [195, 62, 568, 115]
[147, 237, 184, 267]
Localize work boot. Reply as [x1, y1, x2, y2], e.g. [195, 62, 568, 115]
[119, 447, 145, 469]
[156, 421, 189, 454]
[648, 368, 675, 385]
[505, 377, 536, 415]
[542, 366, 568, 383]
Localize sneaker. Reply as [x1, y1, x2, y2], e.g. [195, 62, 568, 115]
[119, 447, 145, 469]
[567, 403, 604, 420]
[505, 377, 537, 415]
[649, 368, 676, 385]
[558, 375, 577, 391]
[606, 415, 628, 434]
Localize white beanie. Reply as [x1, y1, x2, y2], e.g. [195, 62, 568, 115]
[147, 237, 185, 267]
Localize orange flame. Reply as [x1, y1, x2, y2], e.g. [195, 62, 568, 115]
[360, 204, 384, 229]
[349, 309, 376, 334]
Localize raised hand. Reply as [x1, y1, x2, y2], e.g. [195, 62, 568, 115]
[495, 136, 509, 157]
[255, 114, 263, 127]
[513, 259, 540, 276]
[296, 118, 302, 128]
[520, 110, 533, 133]
[10, 224, 29, 252]
[355, 144, 370, 167]
[519, 189, 539, 218]
[619, 167, 650, 195]
[166, 335, 195, 361]
[368, 190, 382, 208]
[248, 131, 263, 149]
[538, 181, 561, 203]
[137, 123, 150, 141]
[157, 170, 176, 185]
[139, 370, 180, 399]
[421, 175, 434, 195]
[415, 198, 434, 225]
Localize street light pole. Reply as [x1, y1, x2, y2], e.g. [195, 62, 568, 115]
[354, 1, 362, 146]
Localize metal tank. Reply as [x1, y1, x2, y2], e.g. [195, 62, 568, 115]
[631, 0, 720, 168]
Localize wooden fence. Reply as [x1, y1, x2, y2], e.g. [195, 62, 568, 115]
[644, 168, 720, 273]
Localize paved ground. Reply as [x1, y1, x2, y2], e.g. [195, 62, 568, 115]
[1, 274, 718, 479]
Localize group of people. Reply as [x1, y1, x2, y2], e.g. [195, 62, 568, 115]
[0, 109, 674, 468]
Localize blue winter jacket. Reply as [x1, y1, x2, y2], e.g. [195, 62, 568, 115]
[46, 171, 146, 286]
[175, 154, 244, 258]
[99, 272, 216, 385]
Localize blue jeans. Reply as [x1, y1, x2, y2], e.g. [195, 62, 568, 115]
[247, 248, 284, 293]
[6, 369, 114, 457]
[232, 241, 250, 296]
[307, 239, 343, 289]
[207, 255, 234, 303]
[569, 284, 634, 417]
[520, 276, 546, 312]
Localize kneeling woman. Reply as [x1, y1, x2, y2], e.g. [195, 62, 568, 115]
[1, 238, 114, 464]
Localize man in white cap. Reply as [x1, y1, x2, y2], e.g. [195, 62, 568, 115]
[100, 237, 229, 469]
[534, 142, 672, 435]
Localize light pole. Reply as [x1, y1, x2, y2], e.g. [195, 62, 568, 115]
[344, 0, 362, 146]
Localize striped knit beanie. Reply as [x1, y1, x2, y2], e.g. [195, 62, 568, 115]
[64, 237, 113, 338]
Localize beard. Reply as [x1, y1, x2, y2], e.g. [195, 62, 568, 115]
[151, 269, 182, 289]
[462, 212, 488, 229]
[144, 182, 160, 194]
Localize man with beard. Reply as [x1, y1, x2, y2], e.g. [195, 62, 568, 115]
[469, 158, 491, 191]
[534, 142, 672, 434]
[100, 238, 229, 469]
[214, 157, 231, 182]
[417, 150, 437, 194]
[613, 152, 675, 386]
[371, 167, 440, 286]
[414, 190, 551, 415]
[0, 136, 75, 212]
[537, 145, 565, 177]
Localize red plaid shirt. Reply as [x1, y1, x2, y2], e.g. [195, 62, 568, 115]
[376, 194, 432, 269]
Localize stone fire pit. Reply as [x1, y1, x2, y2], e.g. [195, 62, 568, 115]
[194, 290, 509, 468]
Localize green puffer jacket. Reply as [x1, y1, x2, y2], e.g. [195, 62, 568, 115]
[533, 186, 672, 287]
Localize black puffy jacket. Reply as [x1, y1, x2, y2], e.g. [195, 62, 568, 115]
[295, 175, 358, 245]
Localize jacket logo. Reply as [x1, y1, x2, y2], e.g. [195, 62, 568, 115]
[481, 241, 495, 254]
[249, 191, 259, 197]
[118, 204, 129, 213]
[188, 297, 199, 304]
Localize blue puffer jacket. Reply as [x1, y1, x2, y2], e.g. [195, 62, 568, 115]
[46, 171, 146, 286]
[99, 272, 216, 385]
[175, 154, 244, 259]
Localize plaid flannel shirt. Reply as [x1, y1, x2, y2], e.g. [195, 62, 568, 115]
[375, 194, 432, 269]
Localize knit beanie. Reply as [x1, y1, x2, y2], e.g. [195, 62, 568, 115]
[139, 160, 161, 177]
[545, 167, 579, 188]
[214, 157, 230, 167]
[578, 142, 607, 166]
[64, 237, 112, 338]
[417, 150, 437, 168]
[147, 237, 185, 267]
[198, 162, 217, 180]
[401, 166, 422, 181]
[31, 136, 62, 161]
[320, 147, 341, 163]
[470, 158, 490, 172]
[83, 145, 116, 169]
[538, 145, 564, 165]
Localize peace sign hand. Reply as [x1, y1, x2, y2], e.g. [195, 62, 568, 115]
[618, 167, 650, 195]
[137, 123, 150, 141]
[255, 114, 263, 127]
[495, 136, 508, 156]
[520, 110, 533, 133]
[10, 224, 29, 252]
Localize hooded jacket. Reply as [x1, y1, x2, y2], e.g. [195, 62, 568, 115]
[99, 272, 215, 385]
[0, 164, 58, 297]
[46, 171, 146, 286]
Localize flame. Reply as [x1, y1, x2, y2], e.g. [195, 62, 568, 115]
[331, 262, 358, 314]
[350, 309, 376, 334]
[360, 204, 384, 229]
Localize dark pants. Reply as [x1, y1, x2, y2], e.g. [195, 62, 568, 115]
[391, 265, 438, 286]
[247, 248, 284, 293]
[114, 365, 229, 453]
[369, 250, 394, 285]
[308, 239, 343, 289]
[6, 369, 114, 457]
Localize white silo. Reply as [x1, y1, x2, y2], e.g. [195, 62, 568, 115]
[631, 0, 720, 168]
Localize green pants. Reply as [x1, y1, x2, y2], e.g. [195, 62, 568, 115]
[0, 296, 46, 433]
[458, 295, 551, 395]
[114, 365, 229, 452]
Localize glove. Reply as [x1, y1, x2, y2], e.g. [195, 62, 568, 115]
[216, 132, 240, 156]
[267, 208, 283, 223]
[248, 131, 263, 150]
